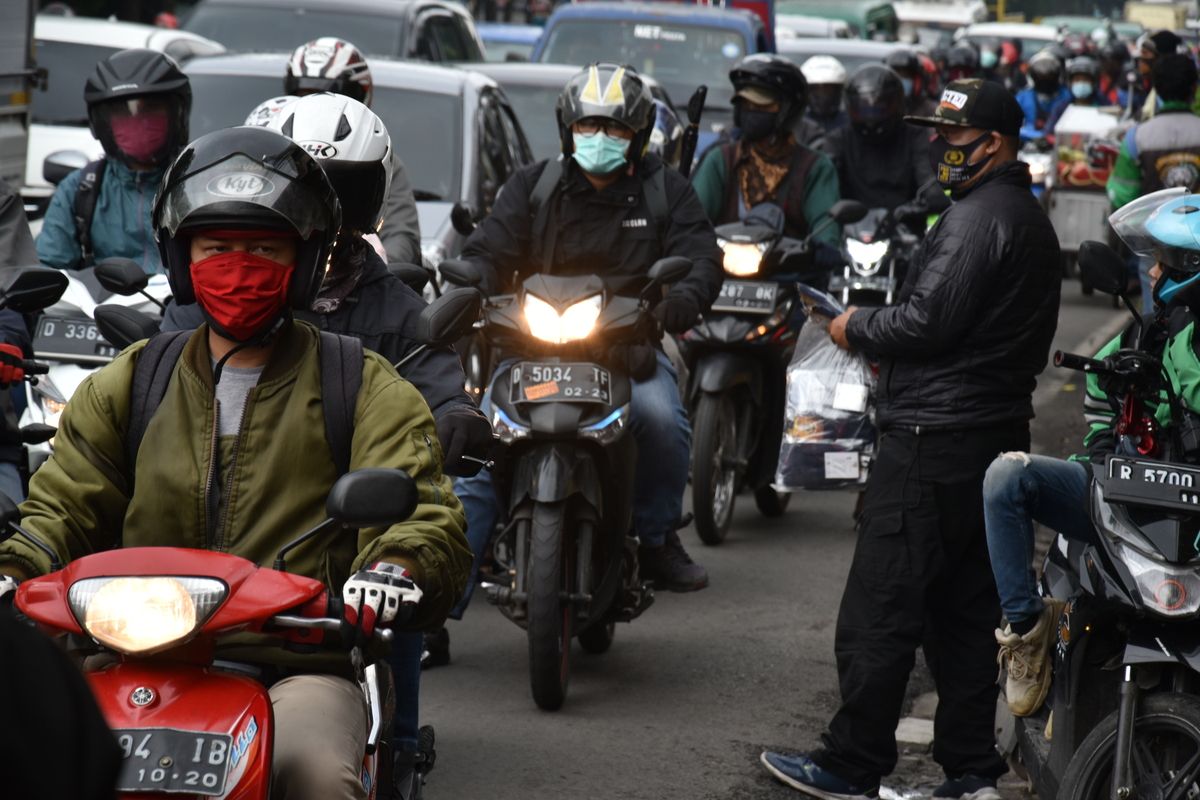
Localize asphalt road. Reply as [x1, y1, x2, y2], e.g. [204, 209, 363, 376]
[420, 280, 1128, 800]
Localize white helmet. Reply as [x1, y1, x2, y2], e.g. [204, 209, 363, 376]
[245, 95, 299, 127]
[801, 55, 847, 86]
[285, 37, 373, 107]
[268, 92, 392, 234]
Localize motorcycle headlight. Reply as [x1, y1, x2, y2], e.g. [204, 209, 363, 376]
[1112, 541, 1200, 617]
[492, 406, 530, 444]
[845, 238, 890, 268]
[580, 405, 628, 444]
[720, 239, 767, 277]
[68, 576, 226, 655]
[523, 294, 601, 344]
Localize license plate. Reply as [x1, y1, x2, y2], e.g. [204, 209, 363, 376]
[711, 280, 777, 314]
[34, 316, 119, 363]
[1103, 456, 1200, 513]
[510, 362, 611, 404]
[114, 728, 231, 795]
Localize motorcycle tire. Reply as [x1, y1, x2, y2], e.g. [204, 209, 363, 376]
[753, 485, 791, 517]
[1060, 693, 1200, 800]
[578, 621, 615, 655]
[692, 393, 738, 546]
[526, 501, 573, 711]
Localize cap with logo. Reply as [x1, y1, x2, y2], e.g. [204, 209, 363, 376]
[904, 78, 1023, 136]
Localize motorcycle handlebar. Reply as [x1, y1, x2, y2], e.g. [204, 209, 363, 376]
[1054, 350, 1106, 373]
[269, 613, 395, 644]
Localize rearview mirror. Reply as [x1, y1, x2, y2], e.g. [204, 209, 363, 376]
[95, 304, 160, 349]
[0, 492, 18, 543]
[0, 267, 68, 313]
[439, 258, 483, 288]
[19, 424, 56, 445]
[94, 258, 150, 296]
[1078, 241, 1128, 296]
[42, 150, 89, 186]
[450, 202, 477, 237]
[647, 256, 692, 286]
[417, 287, 481, 347]
[829, 199, 869, 226]
[326, 469, 418, 528]
[389, 262, 431, 293]
[920, 184, 952, 213]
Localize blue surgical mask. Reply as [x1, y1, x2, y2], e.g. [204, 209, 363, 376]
[980, 50, 999, 69]
[572, 132, 629, 175]
[900, 77, 914, 97]
[1071, 81, 1094, 100]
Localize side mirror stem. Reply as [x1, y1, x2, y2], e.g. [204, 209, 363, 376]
[273, 518, 337, 572]
[394, 344, 428, 372]
[139, 290, 165, 312]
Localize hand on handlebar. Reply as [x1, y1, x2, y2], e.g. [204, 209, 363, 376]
[0, 344, 26, 386]
[342, 562, 422, 642]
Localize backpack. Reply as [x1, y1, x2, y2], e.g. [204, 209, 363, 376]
[72, 158, 107, 265]
[126, 329, 363, 480]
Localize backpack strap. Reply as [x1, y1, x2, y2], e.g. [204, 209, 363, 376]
[529, 158, 564, 273]
[72, 158, 107, 266]
[318, 330, 363, 478]
[127, 330, 190, 478]
[644, 164, 668, 239]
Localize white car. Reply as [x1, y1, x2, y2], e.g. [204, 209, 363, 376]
[957, 21, 1059, 58]
[24, 16, 224, 220]
[775, 14, 851, 40]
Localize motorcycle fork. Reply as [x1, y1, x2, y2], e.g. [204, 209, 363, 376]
[1111, 665, 1139, 800]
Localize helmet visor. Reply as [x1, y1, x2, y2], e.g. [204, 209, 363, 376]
[808, 85, 842, 116]
[1109, 187, 1189, 258]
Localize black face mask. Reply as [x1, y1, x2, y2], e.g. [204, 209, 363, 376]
[740, 109, 778, 142]
[928, 131, 993, 187]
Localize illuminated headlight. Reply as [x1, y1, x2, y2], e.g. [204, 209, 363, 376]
[845, 238, 890, 269]
[69, 576, 226, 655]
[33, 378, 67, 424]
[1023, 154, 1051, 183]
[719, 239, 767, 277]
[1113, 541, 1200, 617]
[421, 241, 447, 267]
[523, 294, 601, 344]
[492, 407, 530, 444]
[580, 405, 628, 444]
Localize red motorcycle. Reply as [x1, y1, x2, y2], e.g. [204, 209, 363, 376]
[9, 468, 417, 799]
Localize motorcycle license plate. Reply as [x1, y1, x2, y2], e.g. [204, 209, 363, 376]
[113, 728, 231, 796]
[1103, 456, 1200, 513]
[510, 362, 611, 404]
[711, 280, 777, 314]
[33, 316, 119, 363]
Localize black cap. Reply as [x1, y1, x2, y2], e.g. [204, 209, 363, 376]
[904, 78, 1023, 136]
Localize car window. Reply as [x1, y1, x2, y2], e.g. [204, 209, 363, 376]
[477, 94, 512, 210]
[483, 42, 535, 63]
[776, 45, 902, 75]
[452, 15, 484, 61]
[498, 96, 531, 167]
[32, 40, 122, 124]
[421, 14, 470, 62]
[491, 81, 561, 161]
[184, 6, 406, 57]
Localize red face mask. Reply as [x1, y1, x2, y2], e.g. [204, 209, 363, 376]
[110, 112, 170, 163]
[190, 251, 295, 342]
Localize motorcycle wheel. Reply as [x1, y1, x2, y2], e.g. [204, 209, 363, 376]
[1060, 693, 1200, 800]
[753, 485, 791, 517]
[578, 621, 615, 655]
[692, 393, 738, 545]
[526, 501, 573, 711]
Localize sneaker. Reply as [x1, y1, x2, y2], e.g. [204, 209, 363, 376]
[420, 627, 450, 670]
[392, 726, 436, 800]
[932, 774, 1001, 800]
[759, 751, 879, 799]
[639, 530, 709, 592]
[996, 598, 1065, 716]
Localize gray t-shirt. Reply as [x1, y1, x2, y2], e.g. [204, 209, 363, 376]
[214, 363, 263, 437]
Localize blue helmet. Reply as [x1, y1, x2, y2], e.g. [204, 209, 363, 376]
[1145, 193, 1200, 304]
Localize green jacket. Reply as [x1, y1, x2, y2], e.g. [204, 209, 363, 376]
[0, 321, 471, 653]
[1106, 101, 1198, 210]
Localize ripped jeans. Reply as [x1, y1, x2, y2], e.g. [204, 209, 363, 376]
[982, 453, 1093, 627]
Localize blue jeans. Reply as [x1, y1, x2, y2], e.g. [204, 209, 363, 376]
[982, 453, 1093, 627]
[451, 350, 691, 618]
[387, 631, 423, 751]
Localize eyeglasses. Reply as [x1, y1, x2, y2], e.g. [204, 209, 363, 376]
[574, 118, 634, 139]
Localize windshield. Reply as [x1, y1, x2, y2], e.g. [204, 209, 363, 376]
[538, 20, 746, 109]
[33, 40, 122, 124]
[185, 6, 405, 56]
[778, 46, 900, 75]
[484, 42, 536, 62]
[187, 73, 462, 202]
[495, 83, 561, 160]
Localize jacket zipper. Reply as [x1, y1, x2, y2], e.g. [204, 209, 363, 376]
[213, 393, 254, 553]
[204, 399, 221, 548]
[420, 430, 441, 505]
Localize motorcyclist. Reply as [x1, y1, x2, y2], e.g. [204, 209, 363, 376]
[157, 95, 489, 796]
[1017, 50, 1072, 145]
[1044, 55, 1102, 134]
[36, 49, 190, 273]
[1131, 30, 1186, 121]
[801, 55, 850, 135]
[286, 37, 422, 266]
[945, 43, 982, 83]
[0, 125, 471, 800]
[1097, 39, 1130, 107]
[692, 55, 841, 254]
[884, 51, 935, 117]
[985, 188, 1196, 717]
[822, 65, 934, 214]
[0, 179, 38, 502]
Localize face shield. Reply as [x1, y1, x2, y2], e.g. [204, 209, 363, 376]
[92, 95, 182, 167]
[808, 84, 844, 117]
[1109, 187, 1189, 259]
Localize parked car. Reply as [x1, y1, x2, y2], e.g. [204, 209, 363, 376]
[22, 15, 224, 219]
[776, 37, 910, 75]
[958, 22, 1058, 60]
[776, 14, 852, 39]
[477, 22, 543, 61]
[184, 0, 484, 62]
[183, 53, 532, 265]
[774, 0, 899, 40]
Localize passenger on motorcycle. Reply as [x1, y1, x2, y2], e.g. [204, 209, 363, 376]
[801, 55, 850, 135]
[0, 126, 471, 800]
[286, 37, 423, 266]
[945, 43, 982, 83]
[1044, 55, 1103, 134]
[1017, 50, 1072, 145]
[1097, 39, 1131, 107]
[36, 49, 190, 273]
[884, 51, 936, 118]
[985, 188, 1199, 717]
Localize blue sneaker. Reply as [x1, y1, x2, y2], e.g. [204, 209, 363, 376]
[932, 775, 1001, 800]
[759, 751, 879, 799]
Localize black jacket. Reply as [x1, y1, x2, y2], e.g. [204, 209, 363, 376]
[461, 154, 722, 318]
[822, 124, 933, 212]
[846, 161, 1061, 431]
[161, 252, 475, 420]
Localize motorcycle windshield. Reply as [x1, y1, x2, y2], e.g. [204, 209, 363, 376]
[1109, 187, 1188, 258]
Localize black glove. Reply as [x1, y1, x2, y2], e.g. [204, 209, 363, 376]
[436, 407, 493, 477]
[654, 295, 701, 334]
[608, 343, 657, 381]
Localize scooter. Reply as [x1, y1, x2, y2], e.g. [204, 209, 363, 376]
[997, 241, 1200, 800]
[10, 468, 419, 800]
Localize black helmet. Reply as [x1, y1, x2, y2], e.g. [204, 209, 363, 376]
[845, 64, 905, 139]
[1101, 40, 1130, 66]
[1028, 50, 1065, 94]
[946, 44, 980, 80]
[884, 50, 920, 77]
[154, 126, 342, 314]
[1065, 55, 1100, 81]
[729, 54, 808, 133]
[84, 49, 191, 169]
[557, 63, 655, 161]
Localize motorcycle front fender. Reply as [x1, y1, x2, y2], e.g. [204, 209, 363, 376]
[691, 351, 763, 405]
[510, 441, 603, 508]
[1124, 625, 1200, 672]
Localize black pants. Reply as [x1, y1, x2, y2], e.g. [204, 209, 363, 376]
[813, 423, 1029, 786]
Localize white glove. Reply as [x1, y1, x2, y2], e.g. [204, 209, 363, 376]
[342, 562, 422, 634]
[0, 575, 18, 604]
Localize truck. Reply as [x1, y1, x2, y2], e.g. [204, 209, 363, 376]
[0, 0, 37, 197]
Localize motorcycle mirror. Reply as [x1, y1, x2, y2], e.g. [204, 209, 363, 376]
[919, 184, 952, 214]
[19, 423, 56, 445]
[417, 287, 481, 347]
[647, 256, 692, 287]
[0, 266, 68, 314]
[95, 304, 160, 349]
[94, 258, 150, 296]
[42, 149, 89, 187]
[450, 202, 477, 236]
[0, 493, 18, 542]
[389, 262, 431, 294]
[326, 469, 418, 528]
[1078, 241, 1128, 296]
[829, 200, 869, 225]
[439, 258, 483, 289]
